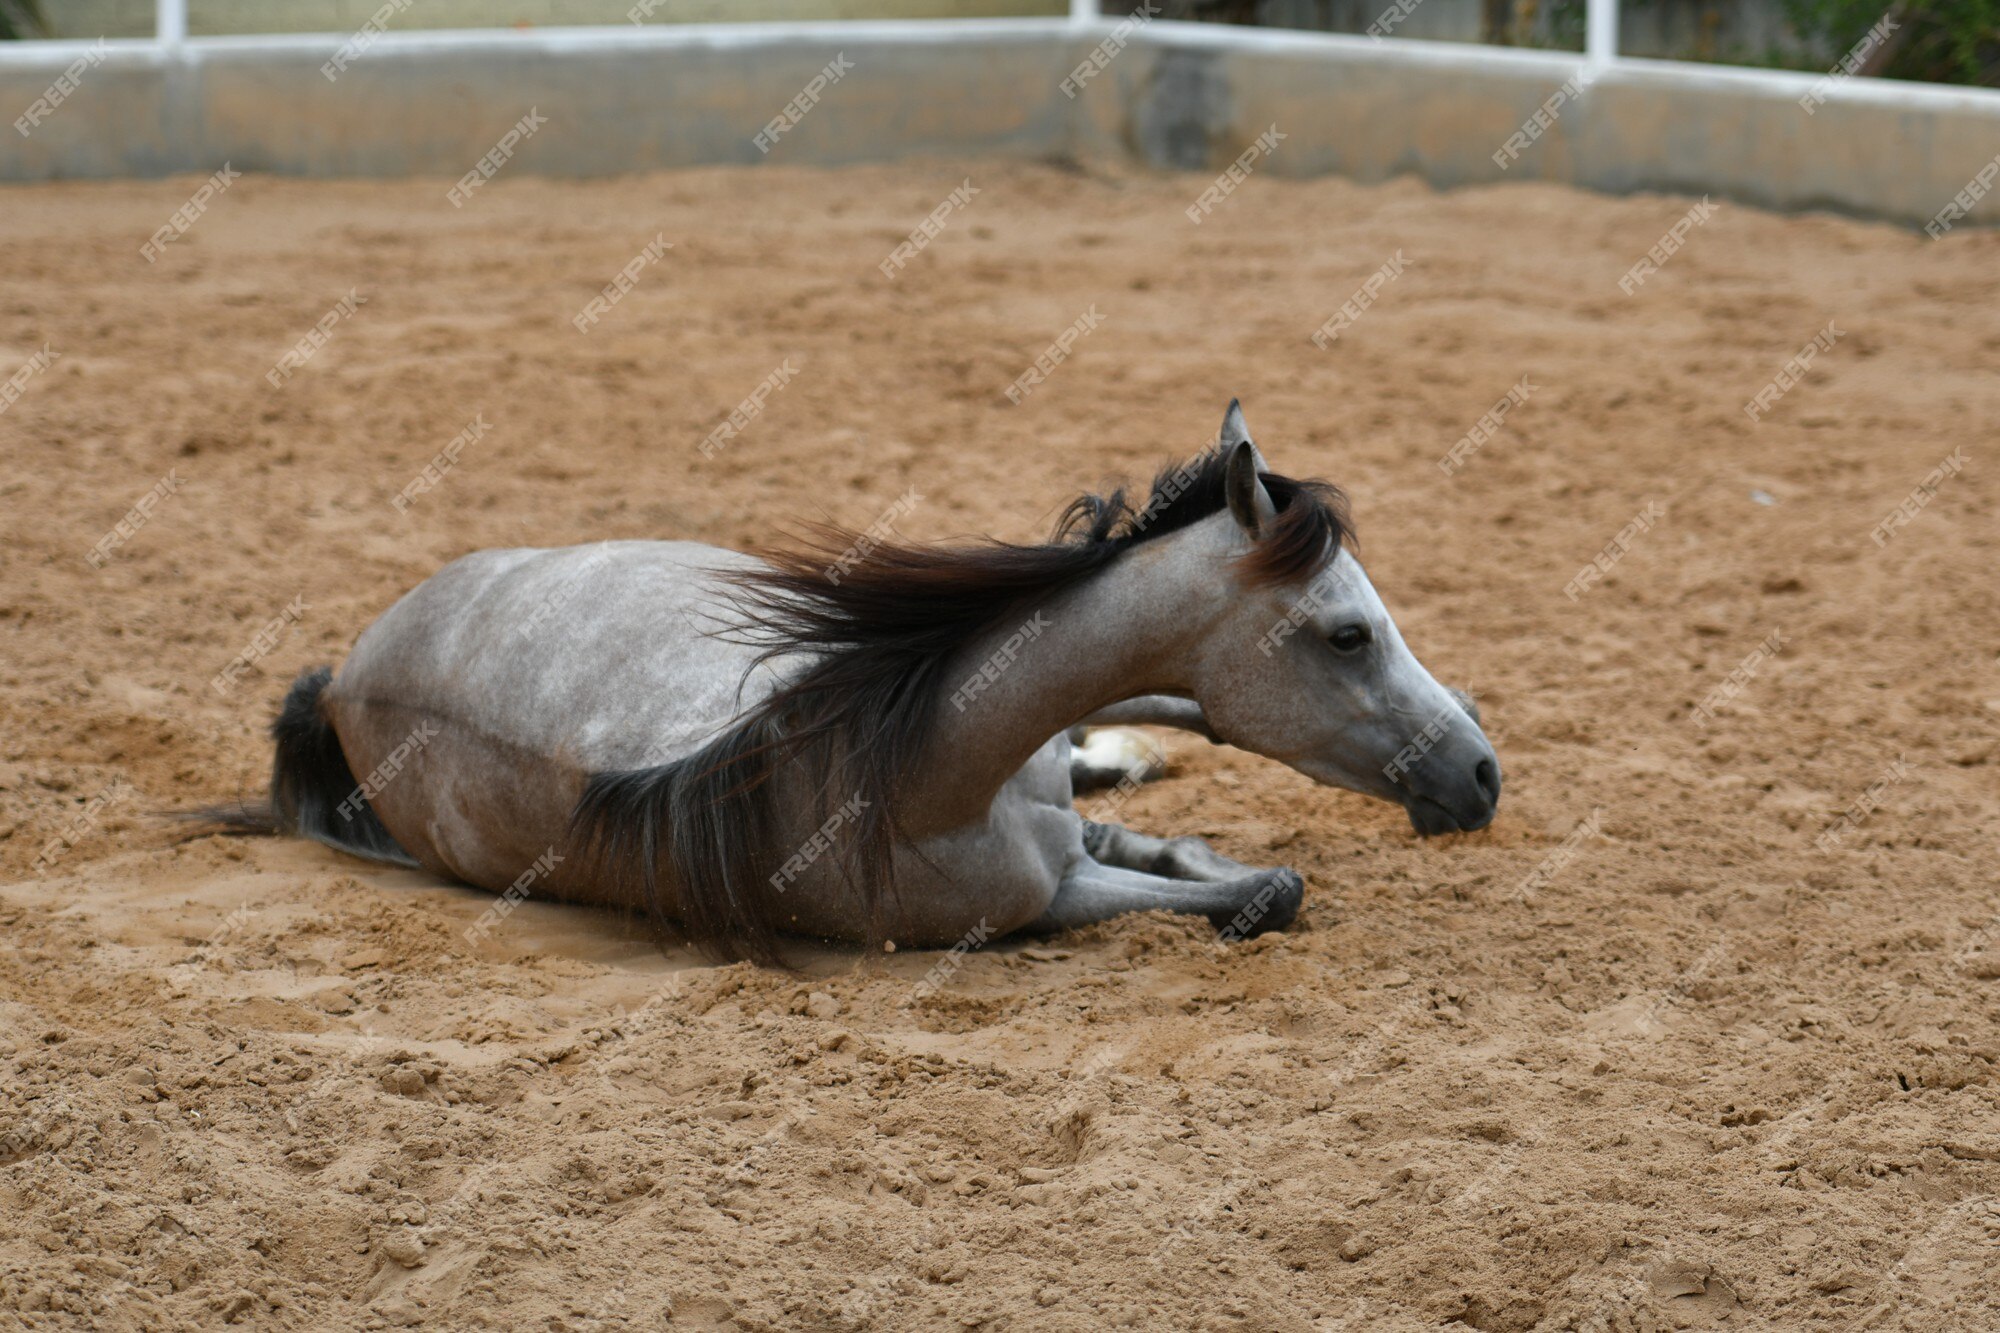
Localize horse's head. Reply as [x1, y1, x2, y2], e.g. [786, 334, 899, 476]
[1183, 402, 1501, 836]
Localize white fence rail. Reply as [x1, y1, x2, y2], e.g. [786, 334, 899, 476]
[135, 0, 1622, 58]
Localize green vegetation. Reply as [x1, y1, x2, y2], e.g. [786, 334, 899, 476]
[0, 0, 47, 39]
[1782, 0, 1997, 86]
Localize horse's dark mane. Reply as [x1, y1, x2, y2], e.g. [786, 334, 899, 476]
[569, 446, 1350, 965]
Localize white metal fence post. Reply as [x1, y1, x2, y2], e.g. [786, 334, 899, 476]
[158, 0, 188, 45]
[1070, 0, 1101, 22]
[1585, 0, 1617, 65]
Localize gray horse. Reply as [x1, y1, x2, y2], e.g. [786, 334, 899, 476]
[217, 402, 1499, 963]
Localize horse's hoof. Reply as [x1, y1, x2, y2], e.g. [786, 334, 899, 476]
[1212, 868, 1303, 939]
[1070, 727, 1167, 791]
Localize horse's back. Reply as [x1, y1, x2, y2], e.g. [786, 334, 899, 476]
[324, 540, 775, 893]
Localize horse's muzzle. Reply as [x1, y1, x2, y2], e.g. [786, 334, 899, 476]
[1404, 756, 1501, 836]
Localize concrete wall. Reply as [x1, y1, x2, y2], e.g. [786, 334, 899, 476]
[1127, 25, 2000, 227]
[2, 18, 1996, 233]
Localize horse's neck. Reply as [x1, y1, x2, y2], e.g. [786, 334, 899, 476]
[909, 533, 1206, 832]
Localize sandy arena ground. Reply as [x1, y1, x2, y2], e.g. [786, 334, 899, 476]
[1, 159, 1997, 1332]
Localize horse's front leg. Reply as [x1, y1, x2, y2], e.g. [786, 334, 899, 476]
[1067, 694, 1219, 790]
[1075, 694, 1218, 740]
[1066, 727, 1167, 790]
[1080, 818, 1263, 884]
[1030, 841, 1302, 938]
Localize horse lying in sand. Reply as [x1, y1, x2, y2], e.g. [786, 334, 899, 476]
[211, 402, 1499, 963]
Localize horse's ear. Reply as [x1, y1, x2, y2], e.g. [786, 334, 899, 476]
[1223, 438, 1277, 538]
[1219, 398, 1270, 472]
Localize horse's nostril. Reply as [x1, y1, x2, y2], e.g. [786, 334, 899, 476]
[1474, 758, 1501, 803]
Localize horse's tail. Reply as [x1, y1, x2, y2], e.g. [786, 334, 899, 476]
[569, 717, 786, 968]
[182, 666, 416, 866]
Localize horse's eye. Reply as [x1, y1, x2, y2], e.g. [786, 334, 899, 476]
[1328, 623, 1372, 654]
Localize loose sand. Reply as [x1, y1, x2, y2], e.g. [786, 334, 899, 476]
[1, 160, 1997, 1331]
